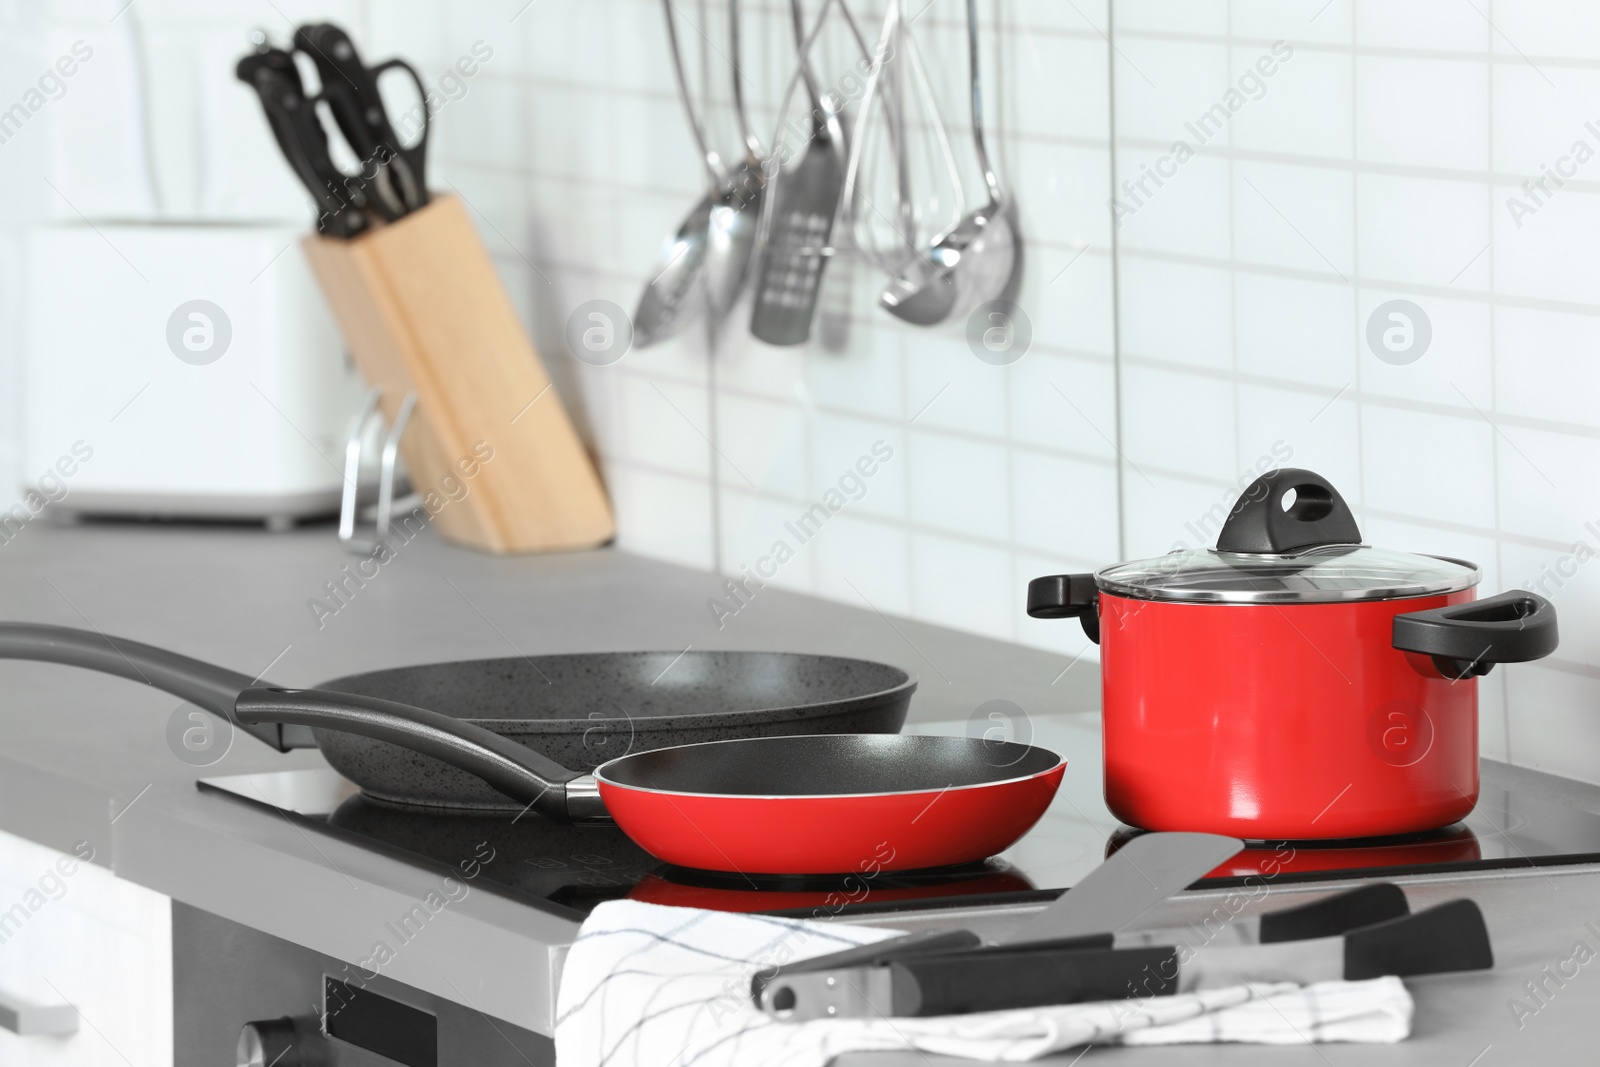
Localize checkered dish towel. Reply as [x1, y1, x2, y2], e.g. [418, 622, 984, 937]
[554, 900, 1413, 1067]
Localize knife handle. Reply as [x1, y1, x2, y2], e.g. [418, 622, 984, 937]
[891, 945, 1178, 1017]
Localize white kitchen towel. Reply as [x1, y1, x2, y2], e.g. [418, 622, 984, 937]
[554, 900, 1414, 1067]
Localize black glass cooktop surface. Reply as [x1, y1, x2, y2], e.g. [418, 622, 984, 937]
[198, 717, 1600, 921]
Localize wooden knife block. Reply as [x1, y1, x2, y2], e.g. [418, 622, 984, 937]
[302, 195, 614, 553]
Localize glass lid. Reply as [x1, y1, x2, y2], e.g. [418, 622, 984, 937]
[1094, 468, 1481, 604]
[1095, 544, 1480, 604]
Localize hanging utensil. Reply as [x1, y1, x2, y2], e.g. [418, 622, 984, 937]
[749, 0, 849, 346]
[811, 0, 888, 350]
[836, 1, 912, 275]
[882, 0, 1018, 323]
[850, 0, 958, 326]
[634, 0, 732, 348]
[703, 0, 768, 327]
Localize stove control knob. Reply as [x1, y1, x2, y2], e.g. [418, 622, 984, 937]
[237, 1016, 324, 1067]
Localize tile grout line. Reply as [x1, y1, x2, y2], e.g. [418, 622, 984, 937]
[1486, 0, 1513, 764]
[999, 0, 1022, 646]
[1106, 0, 1128, 561]
[1107, 245, 1600, 319]
[1227, 0, 1242, 499]
[1350, 0, 1367, 535]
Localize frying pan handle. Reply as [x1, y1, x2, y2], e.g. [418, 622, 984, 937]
[234, 687, 589, 822]
[0, 623, 300, 752]
[1025, 574, 1099, 643]
[1392, 590, 1559, 680]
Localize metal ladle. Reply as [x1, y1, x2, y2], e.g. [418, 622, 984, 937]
[633, 0, 732, 348]
[703, 0, 768, 326]
[883, 0, 1019, 323]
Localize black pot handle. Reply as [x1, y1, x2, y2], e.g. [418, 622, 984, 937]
[1216, 469, 1363, 554]
[1026, 574, 1100, 644]
[234, 687, 597, 822]
[1392, 590, 1559, 680]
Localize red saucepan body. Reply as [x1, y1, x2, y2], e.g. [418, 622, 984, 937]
[1099, 591, 1478, 839]
[1030, 468, 1558, 841]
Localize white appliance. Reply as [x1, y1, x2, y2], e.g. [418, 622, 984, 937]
[22, 225, 365, 525]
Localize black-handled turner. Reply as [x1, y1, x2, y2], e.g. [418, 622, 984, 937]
[762, 898, 1491, 1020]
[753, 880, 1411, 1012]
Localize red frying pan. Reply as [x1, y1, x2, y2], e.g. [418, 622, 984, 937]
[235, 687, 1066, 875]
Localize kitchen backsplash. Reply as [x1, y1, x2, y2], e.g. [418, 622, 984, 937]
[1, 1, 1597, 782]
[1109, 0, 1600, 782]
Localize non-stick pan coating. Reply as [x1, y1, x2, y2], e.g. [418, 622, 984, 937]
[599, 734, 1061, 795]
[315, 652, 914, 808]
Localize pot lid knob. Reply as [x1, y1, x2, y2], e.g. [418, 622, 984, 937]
[1216, 469, 1362, 554]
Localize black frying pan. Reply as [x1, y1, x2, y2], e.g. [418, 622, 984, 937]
[0, 624, 914, 809]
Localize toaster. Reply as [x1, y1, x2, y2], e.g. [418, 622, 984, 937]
[23, 224, 366, 526]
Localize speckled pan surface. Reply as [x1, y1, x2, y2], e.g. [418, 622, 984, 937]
[313, 651, 916, 809]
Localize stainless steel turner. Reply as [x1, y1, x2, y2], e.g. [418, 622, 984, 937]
[751, 831, 1244, 1010]
[996, 831, 1244, 945]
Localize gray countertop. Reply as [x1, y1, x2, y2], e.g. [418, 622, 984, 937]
[0, 520, 1596, 1060]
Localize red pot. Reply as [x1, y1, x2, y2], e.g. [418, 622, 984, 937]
[1029, 468, 1558, 840]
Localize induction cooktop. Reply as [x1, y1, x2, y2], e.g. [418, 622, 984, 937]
[198, 755, 1600, 923]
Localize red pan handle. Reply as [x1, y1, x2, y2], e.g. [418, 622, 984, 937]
[234, 687, 598, 822]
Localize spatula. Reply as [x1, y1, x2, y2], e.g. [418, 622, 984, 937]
[996, 831, 1244, 945]
[752, 832, 1242, 1004]
[750, 0, 848, 346]
[766, 898, 1492, 1019]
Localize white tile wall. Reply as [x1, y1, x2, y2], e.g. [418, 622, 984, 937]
[7, 0, 1600, 783]
[1111, 0, 1600, 781]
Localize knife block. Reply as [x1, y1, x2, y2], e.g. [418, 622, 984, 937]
[301, 195, 614, 553]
